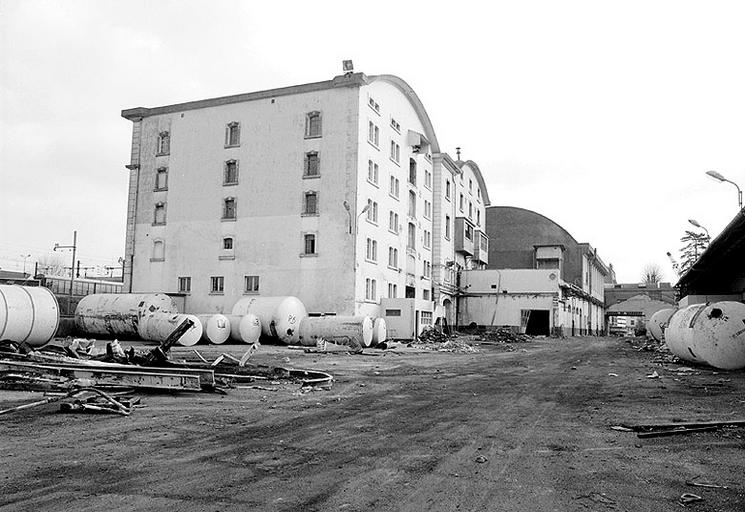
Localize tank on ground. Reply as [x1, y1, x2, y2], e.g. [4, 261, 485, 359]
[688, 301, 745, 370]
[648, 308, 676, 342]
[231, 296, 307, 344]
[372, 317, 387, 346]
[298, 316, 373, 348]
[0, 284, 60, 346]
[225, 314, 262, 344]
[75, 293, 178, 338]
[196, 314, 231, 345]
[137, 312, 203, 347]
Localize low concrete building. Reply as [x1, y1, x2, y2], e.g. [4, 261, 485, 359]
[605, 294, 674, 336]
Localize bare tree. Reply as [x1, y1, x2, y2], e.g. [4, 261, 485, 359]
[641, 263, 663, 284]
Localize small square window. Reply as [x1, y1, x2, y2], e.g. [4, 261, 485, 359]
[244, 275, 259, 293]
[225, 122, 240, 147]
[178, 276, 191, 293]
[210, 276, 224, 294]
[223, 237, 234, 250]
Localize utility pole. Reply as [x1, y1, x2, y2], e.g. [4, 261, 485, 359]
[54, 230, 77, 313]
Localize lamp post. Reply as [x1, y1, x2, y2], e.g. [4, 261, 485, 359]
[687, 218, 709, 237]
[54, 230, 77, 313]
[706, 170, 743, 209]
[20, 254, 31, 275]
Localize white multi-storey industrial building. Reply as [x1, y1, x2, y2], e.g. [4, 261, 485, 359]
[121, 67, 490, 337]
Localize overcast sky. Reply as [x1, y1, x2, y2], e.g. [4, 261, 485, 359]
[1, 0, 744, 283]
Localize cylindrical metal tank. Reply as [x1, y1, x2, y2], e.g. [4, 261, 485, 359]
[196, 314, 231, 345]
[0, 284, 60, 347]
[665, 304, 707, 363]
[689, 301, 745, 370]
[297, 316, 373, 348]
[648, 308, 676, 342]
[372, 317, 387, 346]
[137, 312, 203, 347]
[231, 296, 307, 344]
[75, 293, 178, 337]
[225, 314, 262, 344]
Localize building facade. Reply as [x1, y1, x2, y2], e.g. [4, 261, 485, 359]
[121, 70, 491, 336]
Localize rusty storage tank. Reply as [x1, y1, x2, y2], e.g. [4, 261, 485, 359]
[0, 284, 60, 347]
[665, 304, 707, 363]
[297, 316, 373, 348]
[196, 314, 231, 345]
[75, 293, 178, 337]
[372, 317, 387, 346]
[137, 312, 203, 347]
[688, 301, 745, 370]
[231, 296, 307, 344]
[648, 308, 676, 342]
[225, 314, 262, 344]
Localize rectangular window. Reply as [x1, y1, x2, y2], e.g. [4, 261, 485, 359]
[390, 117, 401, 132]
[469, 178, 473, 193]
[424, 230, 431, 249]
[155, 167, 168, 190]
[303, 151, 320, 177]
[468, 202, 473, 219]
[424, 200, 431, 219]
[408, 190, 416, 218]
[225, 122, 240, 147]
[154, 202, 166, 225]
[423, 261, 431, 278]
[423, 289, 430, 301]
[389, 211, 399, 233]
[306, 111, 322, 138]
[388, 283, 398, 298]
[366, 200, 378, 223]
[390, 141, 400, 163]
[408, 158, 416, 185]
[366, 238, 378, 262]
[459, 193, 464, 212]
[385, 308, 401, 317]
[407, 222, 416, 250]
[224, 160, 238, 185]
[157, 131, 170, 155]
[244, 275, 259, 293]
[424, 170, 432, 189]
[223, 198, 236, 220]
[368, 121, 379, 146]
[421, 311, 433, 324]
[389, 176, 399, 198]
[365, 278, 377, 301]
[178, 276, 191, 293]
[477, 210, 481, 226]
[445, 215, 451, 240]
[445, 180, 451, 199]
[223, 237, 233, 250]
[388, 247, 398, 268]
[465, 224, 474, 241]
[303, 191, 318, 215]
[210, 276, 224, 294]
[304, 233, 316, 255]
[368, 95, 380, 113]
[367, 160, 379, 184]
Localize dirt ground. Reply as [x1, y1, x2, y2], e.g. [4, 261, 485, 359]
[1, 336, 743, 512]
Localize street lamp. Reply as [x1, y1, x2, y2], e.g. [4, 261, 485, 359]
[687, 219, 709, 237]
[20, 254, 31, 275]
[706, 170, 743, 209]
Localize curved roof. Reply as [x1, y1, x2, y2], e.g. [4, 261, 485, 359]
[486, 205, 580, 245]
[457, 160, 491, 206]
[368, 74, 440, 154]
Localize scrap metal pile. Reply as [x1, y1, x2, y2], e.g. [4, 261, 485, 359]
[0, 318, 333, 417]
[476, 328, 532, 344]
[415, 327, 480, 353]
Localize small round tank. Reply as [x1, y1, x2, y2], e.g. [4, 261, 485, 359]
[666, 304, 707, 363]
[196, 314, 231, 345]
[75, 293, 178, 337]
[231, 296, 307, 344]
[225, 314, 262, 344]
[0, 285, 60, 346]
[137, 312, 203, 347]
[648, 308, 676, 342]
[298, 316, 373, 348]
[371, 317, 387, 346]
[690, 301, 745, 370]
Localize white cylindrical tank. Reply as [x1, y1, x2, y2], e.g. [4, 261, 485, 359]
[75, 293, 178, 337]
[648, 308, 676, 342]
[372, 317, 387, 346]
[689, 301, 745, 370]
[0, 285, 60, 347]
[298, 316, 373, 348]
[137, 312, 203, 347]
[231, 296, 307, 344]
[666, 304, 707, 363]
[226, 314, 262, 344]
[196, 314, 231, 345]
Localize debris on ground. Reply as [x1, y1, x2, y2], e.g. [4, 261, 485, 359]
[417, 326, 454, 344]
[679, 493, 703, 505]
[611, 419, 745, 438]
[476, 328, 531, 344]
[685, 478, 728, 490]
[622, 336, 667, 353]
